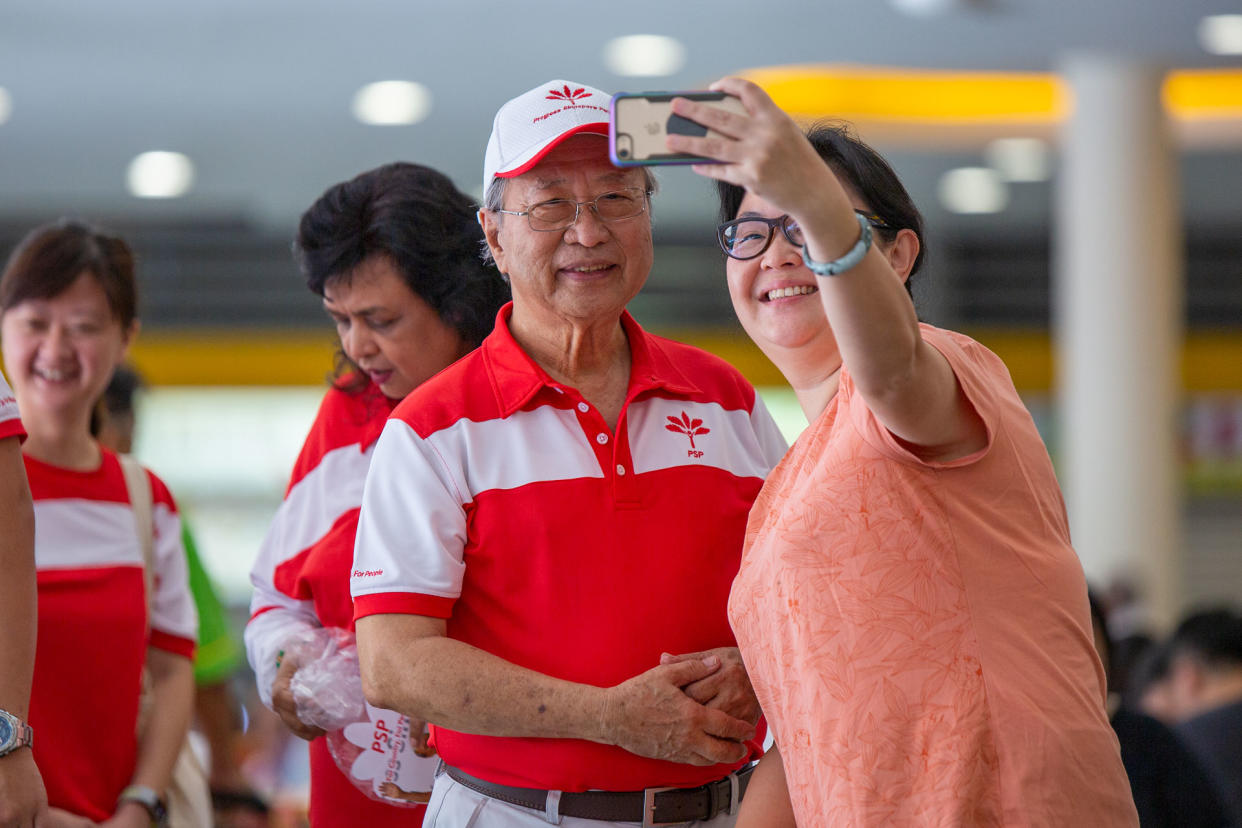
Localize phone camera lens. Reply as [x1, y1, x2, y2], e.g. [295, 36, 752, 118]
[618, 147, 630, 158]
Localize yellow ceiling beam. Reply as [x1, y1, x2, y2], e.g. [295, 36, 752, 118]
[738, 64, 1242, 126]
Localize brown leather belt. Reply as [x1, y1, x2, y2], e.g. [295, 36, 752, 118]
[444, 763, 754, 826]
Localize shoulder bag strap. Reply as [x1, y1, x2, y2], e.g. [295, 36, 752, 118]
[118, 453, 155, 622]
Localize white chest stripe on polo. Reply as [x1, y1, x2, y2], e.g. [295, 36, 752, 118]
[627, 398, 776, 479]
[424, 405, 605, 498]
[256, 440, 374, 569]
[34, 499, 146, 569]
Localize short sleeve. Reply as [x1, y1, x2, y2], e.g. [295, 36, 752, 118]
[845, 325, 1003, 469]
[148, 472, 198, 657]
[0, 372, 24, 442]
[351, 418, 470, 620]
[749, 393, 790, 472]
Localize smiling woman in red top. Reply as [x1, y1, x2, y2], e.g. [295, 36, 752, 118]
[1, 221, 197, 827]
[669, 78, 1141, 827]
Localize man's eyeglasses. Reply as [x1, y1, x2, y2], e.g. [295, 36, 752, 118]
[716, 209, 892, 261]
[496, 188, 652, 232]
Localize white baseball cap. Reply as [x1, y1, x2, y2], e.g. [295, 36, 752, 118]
[482, 80, 611, 196]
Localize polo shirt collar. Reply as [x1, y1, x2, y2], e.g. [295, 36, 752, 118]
[483, 302, 702, 417]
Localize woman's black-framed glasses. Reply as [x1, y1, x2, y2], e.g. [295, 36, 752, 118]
[496, 187, 652, 232]
[716, 209, 892, 261]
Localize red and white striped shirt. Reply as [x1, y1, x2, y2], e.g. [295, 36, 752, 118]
[352, 306, 788, 792]
[0, 372, 23, 441]
[27, 449, 196, 820]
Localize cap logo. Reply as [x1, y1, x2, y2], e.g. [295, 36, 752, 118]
[532, 84, 608, 124]
[546, 85, 590, 102]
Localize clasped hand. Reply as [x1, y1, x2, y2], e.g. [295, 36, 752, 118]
[601, 649, 758, 766]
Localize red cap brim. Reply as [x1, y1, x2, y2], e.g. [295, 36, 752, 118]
[495, 122, 610, 179]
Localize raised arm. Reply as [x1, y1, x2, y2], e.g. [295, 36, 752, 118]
[671, 78, 985, 458]
[355, 613, 755, 766]
[0, 436, 48, 828]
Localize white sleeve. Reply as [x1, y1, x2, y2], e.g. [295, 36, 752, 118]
[351, 419, 470, 617]
[151, 503, 198, 648]
[245, 441, 373, 708]
[749, 394, 790, 473]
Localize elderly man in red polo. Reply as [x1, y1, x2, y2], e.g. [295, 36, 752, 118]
[352, 79, 787, 827]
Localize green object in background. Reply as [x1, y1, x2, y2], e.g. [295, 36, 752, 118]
[183, 523, 244, 685]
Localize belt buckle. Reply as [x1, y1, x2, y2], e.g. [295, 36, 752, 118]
[641, 786, 679, 827]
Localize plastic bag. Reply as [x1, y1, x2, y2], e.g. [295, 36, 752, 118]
[284, 627, 437, 807]
[286, 627, 365, 731]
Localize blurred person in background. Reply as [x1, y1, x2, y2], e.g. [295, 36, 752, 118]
[0, 369, 48, 827]
[0, 221, 196, 827]
[244, 162, 509, 825]
[1087, 591, 1232, 827]
[94, 365, 269, 828]
[673, 78, 1138, 826]
[1157, 608, 1242, 824]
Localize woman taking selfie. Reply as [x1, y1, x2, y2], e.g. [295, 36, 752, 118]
[668, 79, 1139, 826]
[244, 162, 508, 824]
[0, 221, 196, 827]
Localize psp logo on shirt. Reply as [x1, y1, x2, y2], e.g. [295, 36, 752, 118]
[666, 412, 710, 458]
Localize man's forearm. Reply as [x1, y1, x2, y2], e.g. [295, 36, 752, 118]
[355, 613, 755, 767]
[358, 615, 606, 740]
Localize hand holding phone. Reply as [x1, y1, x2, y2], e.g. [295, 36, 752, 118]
[609, 91, 746, 167]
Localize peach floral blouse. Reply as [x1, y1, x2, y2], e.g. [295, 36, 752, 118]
[730, 326, 1138, 827]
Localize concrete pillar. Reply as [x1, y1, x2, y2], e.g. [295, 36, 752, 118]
[1053, 55, 1183, 631]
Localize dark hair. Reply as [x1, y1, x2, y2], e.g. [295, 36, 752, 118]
[89, 364, 144, 438]
[1167, 607, 1242, 672]
[101, 364, 144, 416]
[294, 162, 509, 389]
[1087, 589, 1114, 686]
[716, 122, 926, 301]
[1, 220, 138, 327]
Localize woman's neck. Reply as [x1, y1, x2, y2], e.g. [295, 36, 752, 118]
[21, 412, 102, 471]
[764, 339, 845, 423]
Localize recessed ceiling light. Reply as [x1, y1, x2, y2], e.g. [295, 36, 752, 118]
[888, 0, 962, 16]
[603, 35, 686, 77]
[0, 87, 11, 125]
[352, 81, 431, 126]
[1199, 14, 1242, 55]
[937, 167, 1008, 214]
[984, 137, 1051, 182]
[126, 151, 194, 199]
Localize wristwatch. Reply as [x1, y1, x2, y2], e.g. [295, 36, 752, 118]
[0, 709, 33, 757]
[118, 784, 169, 827]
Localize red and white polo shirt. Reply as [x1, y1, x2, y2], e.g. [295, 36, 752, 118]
[0, 371, 23, 441]
[27, 449, 196, 820]
[352, 305, 788, 793]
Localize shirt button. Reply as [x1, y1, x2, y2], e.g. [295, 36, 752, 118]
[616, 464, 626, 475]
[577, 402, 589, 413]
[596, 433, 608, 445]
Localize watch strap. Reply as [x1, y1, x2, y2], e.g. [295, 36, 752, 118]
[802, 211, 873, 277]
[0, 710, 33, 757]
[118, 784, 168, 826]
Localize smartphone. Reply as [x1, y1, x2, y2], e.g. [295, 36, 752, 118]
[609, 91, 746, 167]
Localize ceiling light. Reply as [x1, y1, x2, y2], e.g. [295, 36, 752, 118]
[937, 167, 1008, 214]
[1198, 14, 1242, 55]
[888, 0, 963, 16]
[0, 87, 10, 125]
[351, 81, 432, 126]
[984, 137, 1051, 182]
[603, 35, 686, 77]
[126, 151, 194, 199]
